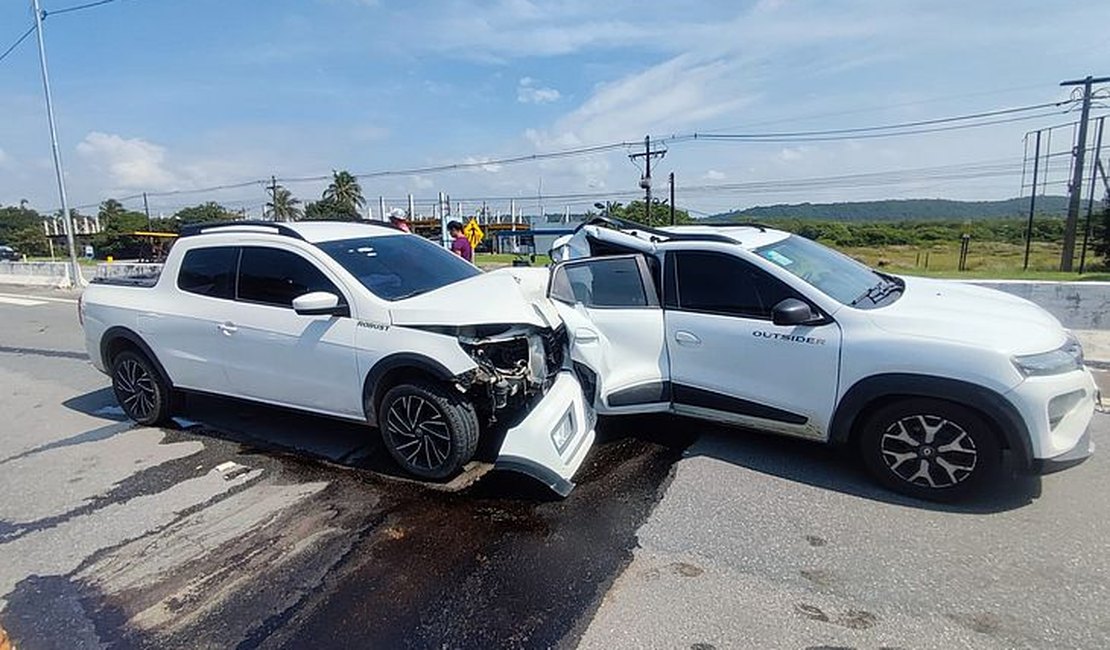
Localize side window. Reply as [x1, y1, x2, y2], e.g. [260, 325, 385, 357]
[178, 246, 239, 299]
[550, 256, 650, 308]
[671, 251, 798, 319]
[237, 247, 341, 308]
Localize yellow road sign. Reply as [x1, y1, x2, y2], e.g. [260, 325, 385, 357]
[464, 218, 484, 250]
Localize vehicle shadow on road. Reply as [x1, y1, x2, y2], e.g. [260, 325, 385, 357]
[685, 424, 1041, 514]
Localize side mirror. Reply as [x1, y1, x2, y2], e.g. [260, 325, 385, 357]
[772, 298, 819, 326]
[292, 291, 348, 317]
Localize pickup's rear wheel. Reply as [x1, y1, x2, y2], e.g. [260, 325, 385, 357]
[111, 349, 172, 426]
[859, 398, 1000, 501]
[379, 381, 479, 480]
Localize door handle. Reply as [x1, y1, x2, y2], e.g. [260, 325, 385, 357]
[674, 330, 701, 346]
[574, 327, 600, 344]
[217, 322, 238, 335]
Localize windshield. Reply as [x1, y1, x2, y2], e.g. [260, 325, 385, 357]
[319, 234, 480, 301]
[753, 234, 892, 306]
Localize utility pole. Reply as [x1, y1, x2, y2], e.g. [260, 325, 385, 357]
[142, 192, 151, 230]
[1079, 116, 1106, 274]
[629, 135, 667, 225]
[31, 0, 80, 286]
[669, 172, 676, 225]
[1024, 130, 1042, 271]
[267, 175, 278, 220]
[1059, 75, 1110, 271]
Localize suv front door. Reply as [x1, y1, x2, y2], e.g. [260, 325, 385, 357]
[664, 250, 843, 440]
[547, 254, 670, 414]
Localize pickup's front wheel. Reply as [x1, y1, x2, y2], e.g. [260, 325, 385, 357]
[379, 381, 479, 480]
[859, 398, 1000, 501]
[111, 349, 172, 426]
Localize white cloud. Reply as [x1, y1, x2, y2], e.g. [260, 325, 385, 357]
[703, 169, 726, 181]
[0, 147, 9, 168]
[76, 132, 178, 190]
[517, 77, 561, 104]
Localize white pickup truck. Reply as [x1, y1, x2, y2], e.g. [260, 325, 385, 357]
[81, 218, 1098, 501]
[80, 221, 594, 495]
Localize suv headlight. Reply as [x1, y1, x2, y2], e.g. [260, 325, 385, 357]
[1012, 335, 1084, 377]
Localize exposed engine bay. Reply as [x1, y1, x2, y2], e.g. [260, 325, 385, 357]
[457, 324, 566, 422]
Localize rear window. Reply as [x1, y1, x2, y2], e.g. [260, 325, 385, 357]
[177, 247, 238, 299]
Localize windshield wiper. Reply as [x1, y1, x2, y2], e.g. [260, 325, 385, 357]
[850, 279, 901, 307]
[390, 288, 430, 301]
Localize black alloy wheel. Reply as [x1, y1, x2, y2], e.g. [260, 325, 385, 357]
[111, 349, 172, 426]
[379, 381, 479, 480]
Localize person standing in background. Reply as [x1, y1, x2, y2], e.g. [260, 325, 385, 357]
[389, 208, 412, 233]
[448, 220, 473, 262]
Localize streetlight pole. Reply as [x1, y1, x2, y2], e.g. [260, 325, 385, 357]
[31, 0, 81, 286]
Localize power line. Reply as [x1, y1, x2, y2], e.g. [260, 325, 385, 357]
[0, 24, 35, 64]
[45, 0, 123, 17]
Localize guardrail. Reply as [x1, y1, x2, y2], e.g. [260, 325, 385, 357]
[0, 261, 74, 288]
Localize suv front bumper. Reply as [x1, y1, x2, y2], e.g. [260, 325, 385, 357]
[1006, 367, 1098, 474]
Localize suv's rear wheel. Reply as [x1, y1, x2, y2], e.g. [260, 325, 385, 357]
[111, 349, 172, 426]
[379, 381, 479, 480]
[859, 398, 1000, 501]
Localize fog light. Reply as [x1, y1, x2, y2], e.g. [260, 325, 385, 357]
[1048, 390, 1085, 429]
[551, 408, 577, 454]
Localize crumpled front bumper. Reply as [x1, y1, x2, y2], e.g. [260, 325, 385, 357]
[495, 370, 596, 496]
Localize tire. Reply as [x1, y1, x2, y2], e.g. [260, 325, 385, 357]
[111, 349, 173, 426]
[378, 381, 479, 480]
[858, 398, 1000, 501]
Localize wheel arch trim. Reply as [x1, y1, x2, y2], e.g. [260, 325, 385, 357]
[100, 326, 174, 389]
[829, 373, 1033, 469]
[362, 353, 458, 426]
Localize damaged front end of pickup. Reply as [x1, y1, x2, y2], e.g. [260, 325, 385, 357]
[443, 322, 596, 496]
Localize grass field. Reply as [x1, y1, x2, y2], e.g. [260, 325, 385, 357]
[840, 241, 1110, 281]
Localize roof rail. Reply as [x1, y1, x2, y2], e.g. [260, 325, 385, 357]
[578, 215, 739, 244]
[178, 220, 305, 240]
[703, 221, 770, 232]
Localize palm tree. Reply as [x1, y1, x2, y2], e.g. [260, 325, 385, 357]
[266, 186, 303, 222]
[323, 170, 365, 219]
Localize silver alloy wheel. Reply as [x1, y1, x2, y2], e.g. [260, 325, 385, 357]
[115, 358, 157, 421]
[385, 395, 453, 472]
[879, 414, 978, 489]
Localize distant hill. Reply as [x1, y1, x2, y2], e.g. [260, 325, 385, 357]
[705, 196, 1069, 223]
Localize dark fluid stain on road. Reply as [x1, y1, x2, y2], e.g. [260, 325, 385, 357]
[1, 400, 694, 649]
[269, 415, 694, 650]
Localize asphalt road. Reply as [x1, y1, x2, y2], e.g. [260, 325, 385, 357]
[1, 285, 1108, 649]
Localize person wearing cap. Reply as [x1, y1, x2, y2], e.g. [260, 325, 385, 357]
[389, 209, 411, 233]
[448, 220, 473, 262]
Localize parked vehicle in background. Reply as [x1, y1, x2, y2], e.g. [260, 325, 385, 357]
[0, 245, 20, 261]
[79, 221, 595, 495]
[550, 218, 1097, 501]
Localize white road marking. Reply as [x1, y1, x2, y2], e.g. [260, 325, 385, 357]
[0, 296, 48, 307]
[0, 292, 78, 305]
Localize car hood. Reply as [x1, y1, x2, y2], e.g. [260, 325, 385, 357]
[868, 276, 1067, 355]
[389, 267, 560, 329]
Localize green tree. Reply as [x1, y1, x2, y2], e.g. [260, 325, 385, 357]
[174, 202, 236, 225]
[302, 198, 343, 221]
[266, 186, 303, 222]
[322, 170, 365, 220]
[90, 201, 150, 259]
[607, 199, 692, 227]
[0, 204, 43, 245]
[1092, 194, 1110, 270]
[9, 226, 48, 257]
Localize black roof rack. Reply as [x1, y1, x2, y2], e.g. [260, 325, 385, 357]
[578, 215, 740, 245]
[179, 220, 306, 240]
[702, 221, 770, 232]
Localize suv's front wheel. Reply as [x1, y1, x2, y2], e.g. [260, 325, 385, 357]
[859, 398, 1000, 501]
[379, 381, 480, 480]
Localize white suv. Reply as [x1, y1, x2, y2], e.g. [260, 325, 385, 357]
[549, 219, 1097, 500]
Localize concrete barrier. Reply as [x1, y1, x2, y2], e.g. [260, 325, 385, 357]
[965, 281, 1110, 331]
[0, 261, 74, 288]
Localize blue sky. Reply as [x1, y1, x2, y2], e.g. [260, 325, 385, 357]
[1, 0, 1107, 218]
